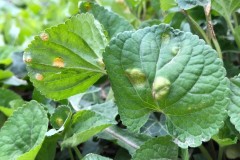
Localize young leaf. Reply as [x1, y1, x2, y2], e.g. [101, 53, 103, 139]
[61, 110, 116, 147]
[176, 0, 210, 10]
[132, 136, 178, 160]
[79, 2, 134, 39]
[82, 153, 112, 160]
[228, 76, 240, 132]
[24, 13, 108, 100]
[50, 105, 71, 129]
[0, 101, 48, 159]
[103, 24, 229, 148]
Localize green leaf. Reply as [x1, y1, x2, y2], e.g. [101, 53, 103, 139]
[36, 135, 59, 160]
[140, 114, 168, 137]
[83, 153, 112, 160]
[160, 0, 177, 11]
[212, 119, 238, 147]
[50, 105, 71, 129]
[0, 106, 13, 117]
[61, 110, 115, 147]
[103, 24, 229, 148]
[228, 76, 240, 132]
[24, 13, 108, 100]
[79, 2, 134, 39]
[0, 101, 48, 160]
[98, 126, 150, 155]
[0, 88, 21, 107]
[0, 70, 13, 80]
[176, 0, 210, 10]
[212, 0, 240, 19]
[132, 136, 178, 160]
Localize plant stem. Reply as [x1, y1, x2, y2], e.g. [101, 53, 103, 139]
[68, 148, 75, 160]
[105, 127, 140, 149]
[218, 147, 224, 160]
[225, 16, 240, 49]
[233, 13, 239, 27]
[181, 10, 211, 45]
[73, 146, 83, 160]
[199, 145, 213, 160]
[181, 148, 189, 160]
[204, 2, 222, 59]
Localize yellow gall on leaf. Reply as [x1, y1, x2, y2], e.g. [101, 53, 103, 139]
[55, 117, 64, 127]
[53, 57, 65, 68]
[23, 52, 32, 63]
[35, 73, 44, 81]
[84, 2, 91, 11]
[125, 68, 146, 86]
[172, 47, 180, 55]
[152, 77, 171, 100]
[40, 32, 49, 41]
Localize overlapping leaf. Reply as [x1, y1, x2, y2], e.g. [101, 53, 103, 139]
[132, 136, 178, 160]
[24, 13, 108, 100]
[79, 2, 134, 39]
[61, 110, 115, 147]
[0, 101, 48, 160]
[103, 24, 228, 148]
[228, 76, 240, 132]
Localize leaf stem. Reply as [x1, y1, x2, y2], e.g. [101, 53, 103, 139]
[199, 145, 213, 160]
[204, 2, 222, 59]
[105, 127, 140, 149]
[218, 147, 224, 160]
[225, 15, 240, 48]
[181, 10, 211, 45]
[181, 148, 189, 160]
[68, 148, 75, 160]
[73, 146, 83, 160]
[233, 13, 239, 27]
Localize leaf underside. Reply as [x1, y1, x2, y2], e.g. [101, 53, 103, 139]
[103, 24, 228, 148]
[25, 13, 107, 100]
[0, 101, 48, 160]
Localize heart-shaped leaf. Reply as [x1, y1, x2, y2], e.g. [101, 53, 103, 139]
[24, 13, 108, 100]
[0, 101, 48, 159]
[103, 24, 228, 148]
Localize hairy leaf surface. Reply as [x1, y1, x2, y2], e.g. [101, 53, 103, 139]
[103, 24, 228, 148]
[132, 136, 178, 160]
[24, 13, 107, 100]
[0, 101, 48, 160]
[177, 0, 209, 10]
[79, 2, 134, 39]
